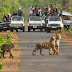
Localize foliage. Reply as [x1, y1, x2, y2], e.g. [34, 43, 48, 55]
[0, 0, 19, 20]
[19, 0, 62, 8]
[0, 62, 3, 71]
[64, 28, 68, 31]
[68, 28, 72, 35]
[57, 29, 62, 33]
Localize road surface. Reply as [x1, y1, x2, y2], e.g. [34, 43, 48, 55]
[17, 31, 72, 72]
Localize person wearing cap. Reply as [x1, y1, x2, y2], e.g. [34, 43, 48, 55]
[3, 15, 7, 22]
[18, 8, 23, 16]
[7, 14, 11, 22]
[12, 12, 18, 16]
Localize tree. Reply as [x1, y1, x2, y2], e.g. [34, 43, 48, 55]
[0, 0, 19, 20]
[62, 0, 69, 11]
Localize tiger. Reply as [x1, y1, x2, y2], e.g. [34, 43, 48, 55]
[32, 37, 59, 56]
[49, 33, 61, 55]
[0, 43, 14, 58]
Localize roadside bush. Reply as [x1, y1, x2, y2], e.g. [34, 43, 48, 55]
[64, 28, 68, 31]
[57, 29, 61, 33]
[0, 62, 3, 71]
[68, 28, 72, 35]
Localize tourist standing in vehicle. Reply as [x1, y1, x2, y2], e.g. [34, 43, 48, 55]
[7, 14, 11, 22]
[38, 8, 42, 16]
[12, 12, 18, 16]
[18, 8, 23, 16]
[34, 6, 38, 16]
[3, 15, 7, 22]
[45, 13, 49, 31]
[30, 6, 34, 15]
[48, 5, 51, 14]
[32, 10, 36, 16]
[50, 8, 55, 16]
[53, 8, 59, 16]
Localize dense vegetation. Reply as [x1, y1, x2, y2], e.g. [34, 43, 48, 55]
[0, 0, 72, 20]
[19, 0, 72, 11]
[0, 0, 19, 20]
[0, 61, 3, 71]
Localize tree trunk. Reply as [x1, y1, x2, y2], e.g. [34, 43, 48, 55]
[62, 0, 68, 11]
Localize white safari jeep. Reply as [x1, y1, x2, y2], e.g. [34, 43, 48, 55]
[46, 16, 63, 32]
[28, 16, 43, 32]
[10, 16, 25, 32]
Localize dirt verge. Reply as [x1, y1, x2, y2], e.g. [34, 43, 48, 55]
[0, 31, 22, 72]
[62, 31, 72, 45]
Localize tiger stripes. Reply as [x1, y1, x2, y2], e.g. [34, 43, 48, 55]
[39, 42, 50, 49]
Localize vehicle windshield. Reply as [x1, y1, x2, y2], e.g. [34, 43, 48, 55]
[49, 16, 61, 21]
[30, 16, 41, 21]
[63, 15, 72, 20]
[12, 17, 23, 21]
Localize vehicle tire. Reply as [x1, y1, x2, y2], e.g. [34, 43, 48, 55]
[45, 27, 46, 31]
[33, 29, 35, 31]
[67, 25, 70, 29]
[40, 28, 43, 32]
[4, 29, 6, 32]
[10, 28, 13, 32]
[28, 28, 30, 32]
[46, 28, 51, 33]
[0, 29, 2, 32]
[16, 29, 18, 32]
[22, 27, 25, 32]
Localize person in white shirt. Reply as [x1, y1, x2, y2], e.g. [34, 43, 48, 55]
[48, 5, 51, 13]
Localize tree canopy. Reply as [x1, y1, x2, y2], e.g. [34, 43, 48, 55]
[0, 0, 19, 20]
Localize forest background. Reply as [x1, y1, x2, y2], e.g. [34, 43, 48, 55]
[0, 0, 72, 20]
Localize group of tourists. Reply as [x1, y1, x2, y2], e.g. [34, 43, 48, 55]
[30, 6, 43, 16]
[29, 5, 61, 17]
[3, 8, 23, 22]
[3, 5, 62, 22]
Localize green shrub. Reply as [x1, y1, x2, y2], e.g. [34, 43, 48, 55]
[57, 29, 61, 33]
[0, 62, 3, 71]
[14, 42, 18, 48]
[68, 28, 72, 35]
[64, 28, 68, 31]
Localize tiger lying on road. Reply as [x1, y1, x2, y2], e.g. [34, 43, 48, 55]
[32, 37, 59, 56]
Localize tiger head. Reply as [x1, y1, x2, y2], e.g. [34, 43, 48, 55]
[56, 33, 61, 40]
[50, 37, 55, 42]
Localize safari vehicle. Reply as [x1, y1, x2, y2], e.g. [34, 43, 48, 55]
[10, 16, 25, 32]
[62, 11, 72, 29]
[0, 22, 11, 32]
[28, 16, 43, 32]
[46, 16, 63, 32]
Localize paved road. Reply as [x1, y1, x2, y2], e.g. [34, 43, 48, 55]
[17, 31, 72, 72]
